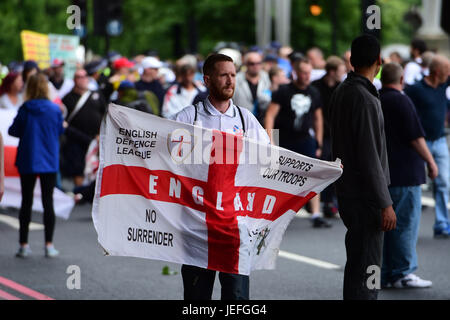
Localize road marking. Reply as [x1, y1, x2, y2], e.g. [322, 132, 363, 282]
[421, 196, 450, 209]
[0, 276, 54, 300]
[288, 196, 440, 271]
[295, 196, 443, 220]
[278, 250, 341, 270]
[0, 289, 22, 300]
[0, 214, 44, 230]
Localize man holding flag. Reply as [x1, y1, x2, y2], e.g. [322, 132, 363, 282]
[173, 53, 270, 300]
[92, 55, 342, 301]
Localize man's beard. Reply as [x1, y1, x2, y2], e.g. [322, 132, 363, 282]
[210, 83, 234, 100]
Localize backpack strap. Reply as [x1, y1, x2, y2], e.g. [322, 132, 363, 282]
[235, 105, 246, 133]
[193, 101, 200, 124]
[193, 100, 246, 134]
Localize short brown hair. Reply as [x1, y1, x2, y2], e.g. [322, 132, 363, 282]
[203, 53, 233, 76]
[180, 63, 196, 75]
[268, 65, 282, 81]
[293, 57, 311, 71]
[325, 56, 345, 72]
[25, 72, 49, 101]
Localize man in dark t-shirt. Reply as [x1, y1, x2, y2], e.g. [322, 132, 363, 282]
[380, 63, 437, 289]
[404, 55, 450, 238]
[265, 57, 329, 228]
[312, 55, 346, 218]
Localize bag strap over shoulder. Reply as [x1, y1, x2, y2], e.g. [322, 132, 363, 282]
[66, 90, 91, 124]
[235, 105, 246, 133]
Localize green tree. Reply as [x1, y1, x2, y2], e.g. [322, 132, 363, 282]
[0, 0, 424, 65]
[379, 0, 421, 45]
[0, 0, 71, 65]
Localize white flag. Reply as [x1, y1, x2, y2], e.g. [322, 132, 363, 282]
[92, 104, 342, 275]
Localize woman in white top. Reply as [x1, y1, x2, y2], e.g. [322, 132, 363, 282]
[0, 72, 23, 110]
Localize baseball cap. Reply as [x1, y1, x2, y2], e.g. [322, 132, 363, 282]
[113, 57, 135, 70]
[23, 60, 39, 71]
[118, 80, 135, 90]
[107, 50, 121, 63]
[288, 51, 305, 63]
[51, 58, 65, 68]
[85, 59, 108, 75]
[141, 56, 163, 69]
[264, 54, 278, 62]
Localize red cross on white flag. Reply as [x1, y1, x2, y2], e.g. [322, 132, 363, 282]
[92, 104, 342, 275]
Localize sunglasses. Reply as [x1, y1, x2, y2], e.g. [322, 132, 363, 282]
[247, 61, 262, 66]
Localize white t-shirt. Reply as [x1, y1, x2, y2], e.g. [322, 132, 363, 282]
[310, 69, 326, 82]
[55, 78, 74, 99]
[404, 60, 422, 85]
[162, 83, 206, 119]
[172, 97, 270, 144]
[0, 93, 23, 110]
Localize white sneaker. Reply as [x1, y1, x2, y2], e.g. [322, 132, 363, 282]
[45, 245, 60, 258]
[393, 274, 432, 288]
[15, 246, 32, 258]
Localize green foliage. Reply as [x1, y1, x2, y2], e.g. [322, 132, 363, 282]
[379, 0, 421, 45]
[0, 0, 72, 65]
[0, 0, 424, 65]
[104, 0, 255, 60]
[291, 0, 362, 56]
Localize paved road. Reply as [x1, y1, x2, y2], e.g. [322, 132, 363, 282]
[0, 192, 449, 300]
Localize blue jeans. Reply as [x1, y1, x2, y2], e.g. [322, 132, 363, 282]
[426, 137, 450, 231]
[381, 186, 422, 284]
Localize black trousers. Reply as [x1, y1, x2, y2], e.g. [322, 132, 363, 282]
[337, 197, 383, 300]
[181, 264, 249, 300]
[19, 173, 57, 244]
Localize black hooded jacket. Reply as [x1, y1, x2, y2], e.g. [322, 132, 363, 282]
[328, 71, 392, 209]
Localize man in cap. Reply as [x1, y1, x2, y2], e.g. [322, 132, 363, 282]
[135, 56, 165, 109]
[85, 59, 111, 102]
[115, 80, 159, 115]
[49, 59, 74, 100]
[109, 57, 136, 102]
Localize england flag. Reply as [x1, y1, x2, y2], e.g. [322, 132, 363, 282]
[92, 103, 342, 275]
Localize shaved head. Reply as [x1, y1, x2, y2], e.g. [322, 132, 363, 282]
[429, 55, 449, 84]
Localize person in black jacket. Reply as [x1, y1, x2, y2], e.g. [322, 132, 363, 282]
[61, 69, 107, 187]
[328, 34, 397, 300]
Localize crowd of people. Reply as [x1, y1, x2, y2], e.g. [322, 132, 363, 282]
[0, 35, 449, 300]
